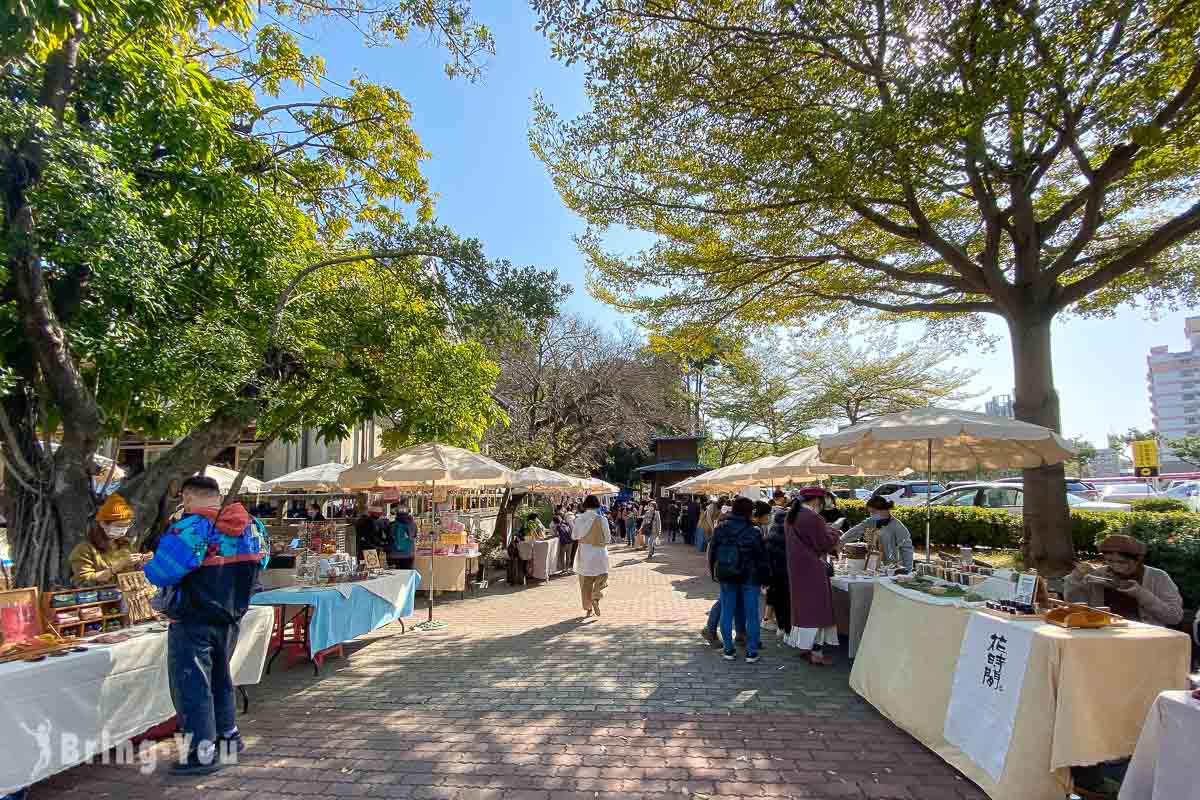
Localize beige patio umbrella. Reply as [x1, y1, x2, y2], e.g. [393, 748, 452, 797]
[511, 466, 582, 494]
[338, 442, 513, 490]
[338, 442, 515, 625]
[201, 465, 266, 495]
[760, 445, 866, 483]
[819, 407, 1075, 560]
[265, 462, 348, 492]
[583, 477, 619, 495]
[677, 462, 749, 493]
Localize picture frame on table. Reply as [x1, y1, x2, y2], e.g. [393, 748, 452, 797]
[362, 549, 381, 571]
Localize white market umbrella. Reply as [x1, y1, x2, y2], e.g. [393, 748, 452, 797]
[819, 407, 1075, 561]
[680, 462, 749, 493]
[511, 466, 582, 493]
[265, 462, 349, 492]
[582, 477, 619, 495]
[201, 465, 266, 495]
[338, 442, 513, 490]
[760, 445, 866, 483]
[714, 454, 785, 487]
[336, 443, 514, 627]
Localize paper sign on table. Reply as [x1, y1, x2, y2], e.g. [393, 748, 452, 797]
[944, 612, 1035, 781]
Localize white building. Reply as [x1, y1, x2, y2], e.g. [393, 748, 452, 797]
[116, 421, 384, 482]
[984, 394, 1015, 419]
[1147, 317, 1200, 470]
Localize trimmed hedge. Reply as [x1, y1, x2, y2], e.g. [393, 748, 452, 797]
[1127, 497, 1189, 513]
[834, 498, 1200, 607]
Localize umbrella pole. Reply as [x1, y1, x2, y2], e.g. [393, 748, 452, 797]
[428, 482, 436, 623]
[925, 439, 933, 563]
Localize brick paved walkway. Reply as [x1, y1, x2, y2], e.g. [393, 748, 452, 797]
[35, 539, 987, 799]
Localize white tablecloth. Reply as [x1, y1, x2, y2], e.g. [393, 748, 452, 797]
[0, 606, 274, 793]
[529, 539, 559, 581]
[1120, 691, 1200, 800]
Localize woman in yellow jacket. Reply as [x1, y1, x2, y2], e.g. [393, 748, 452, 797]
[69, 494, 149, 586]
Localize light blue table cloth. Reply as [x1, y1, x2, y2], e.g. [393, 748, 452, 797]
[251, 570, 421, 656]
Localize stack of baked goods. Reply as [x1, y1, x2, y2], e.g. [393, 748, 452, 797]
[1043, 603, 1122, 629]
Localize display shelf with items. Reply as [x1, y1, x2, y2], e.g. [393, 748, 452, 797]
[40, 585, 128, 638]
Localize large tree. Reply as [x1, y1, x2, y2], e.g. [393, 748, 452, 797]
[485, 315, 687, 475]
[1, 1, 564, 587]
[531, 0, 1200, 573]
[790, 331, 977, 428]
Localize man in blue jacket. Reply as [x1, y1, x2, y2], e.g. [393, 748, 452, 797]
[708, 496, 769, 663]
[144, 476, 269, 775]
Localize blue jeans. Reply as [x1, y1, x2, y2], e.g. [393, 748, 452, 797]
[695, 527, 706, 553]
[706, 594, 746, 637]
[168, 621, 240, 763]
[720, 583, 761, 658]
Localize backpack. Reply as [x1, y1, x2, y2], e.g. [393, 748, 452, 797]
[713, 529, 746, 583]
[390, 518, 414, 556]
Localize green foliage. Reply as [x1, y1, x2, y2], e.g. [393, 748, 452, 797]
[1166, 435, 1200, 467]
[1127, 497, 1190, 514]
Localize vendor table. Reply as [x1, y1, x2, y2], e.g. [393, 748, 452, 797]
[1119, 691, 1200, 800]
[528, 538, 560, 581]
[0, 606, 274, 795]
[831, 575, 877, 659]
[850, 579, 1191, 800]
[413, 555, 478, 597]
[250, 570, 419, 674]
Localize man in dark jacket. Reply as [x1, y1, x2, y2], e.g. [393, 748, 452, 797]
[354, 505, 390, 558]
[144, 476, 269, 775]
[387, 501, 417, 569]
[708, 496, 769, 663]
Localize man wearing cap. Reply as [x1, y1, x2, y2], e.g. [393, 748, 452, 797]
[144, 475, 270, 775]
[354, 504, 391, 559]
[1064, 535, 1183, 627]
[70, 494, 150, 586]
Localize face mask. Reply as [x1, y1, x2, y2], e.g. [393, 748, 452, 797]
[103, 524, 131, 539]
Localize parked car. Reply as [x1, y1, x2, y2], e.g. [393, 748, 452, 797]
[996, 476, 1100, 501]
[1162, 480, 1200, 512]
[928, 483, 1131, 514]
[871, 481, 946, 506]
[1098, 483, 1159, 504]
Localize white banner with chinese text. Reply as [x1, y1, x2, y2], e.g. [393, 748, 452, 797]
[943, 612, 1036, 781]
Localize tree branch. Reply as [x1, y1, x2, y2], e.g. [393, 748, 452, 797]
[1055, 201, 1200, 309]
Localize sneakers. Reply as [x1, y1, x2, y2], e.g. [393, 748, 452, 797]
[722, 650, 736, 661]
[745, 654, 760, 664]
[701, 627, 718, 646]
[169, 756, 223, 777]
[217, 731, 246, 756]
[593, 602, 602, 617]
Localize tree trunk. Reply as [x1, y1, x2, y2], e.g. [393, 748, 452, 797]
[1008, 314, 1074, 576]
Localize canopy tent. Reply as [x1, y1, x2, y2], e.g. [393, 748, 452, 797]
[201, 465, 266, 495]
[264, 462, 349, 492]
[510, 466, 585, 493]
[818, 407, 1075, 560]
[577, 477, 618, 495]
[337, 442, 514, 490]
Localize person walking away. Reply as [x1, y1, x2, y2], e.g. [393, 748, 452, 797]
[765, 491, 792, 639]
[784, 488, 842, 665]
[665, 499, 678, 542]
[683, 496, 700, 546]
[387, 501, 416, 570]
[554, 512, 577, 574]
[697, 499, 717, 553]
[642, 500, 663, 559]
[144, 476, 269, 775]
[708, 497, 769, 663]
[571, 495, 611, 618]
[354, 505, 390, 560]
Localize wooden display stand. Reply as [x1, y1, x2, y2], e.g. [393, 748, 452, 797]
[116, 571, 158, 623]
[42, 585, 128, 637]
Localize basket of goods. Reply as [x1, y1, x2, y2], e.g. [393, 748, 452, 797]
[843, 542, 869, 575]
[1043, 604, 1123, 629]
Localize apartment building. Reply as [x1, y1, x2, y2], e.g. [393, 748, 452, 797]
[1148, 317, 1200, 470]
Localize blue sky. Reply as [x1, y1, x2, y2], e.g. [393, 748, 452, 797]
[293, 3, 1193, 450]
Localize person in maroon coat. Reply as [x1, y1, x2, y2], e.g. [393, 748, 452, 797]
[783, 487, 842, 665]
